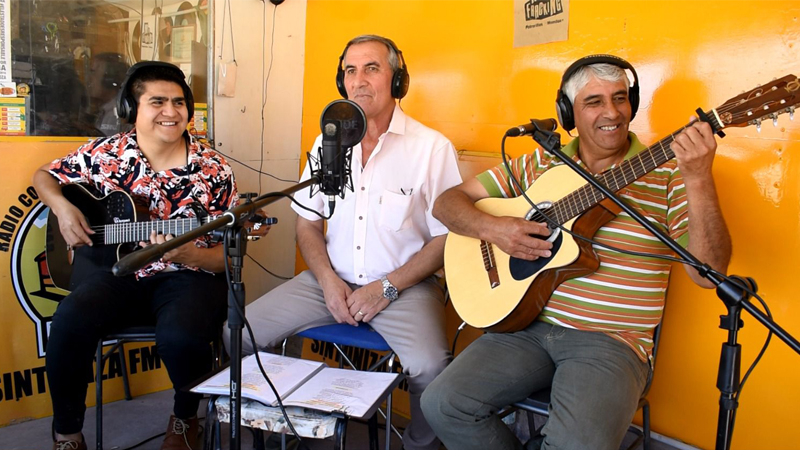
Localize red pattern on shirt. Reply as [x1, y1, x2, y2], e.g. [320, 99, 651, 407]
[48, 128, 239, 278]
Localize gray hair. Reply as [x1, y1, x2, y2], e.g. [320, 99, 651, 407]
[343, 35, 401, 72]
[563, 63, 629, 104]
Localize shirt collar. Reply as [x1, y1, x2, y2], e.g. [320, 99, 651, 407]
[126, 127, 202, 172]
[385, 104, 406, 136]
[559, 132, 645, 167]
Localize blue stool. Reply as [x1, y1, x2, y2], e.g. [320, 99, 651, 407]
[281, 322, 402, 450]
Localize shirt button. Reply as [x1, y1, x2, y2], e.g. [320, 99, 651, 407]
[356, 246, 361, 250]
[361, 187, 365, 191]
[358, 274, 363, 278]
[359, 216, 363, 220]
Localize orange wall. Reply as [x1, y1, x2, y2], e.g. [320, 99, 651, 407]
[302, 1, 800, 449]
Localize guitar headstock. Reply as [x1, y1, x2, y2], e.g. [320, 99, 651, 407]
[712, 75, 799, 131]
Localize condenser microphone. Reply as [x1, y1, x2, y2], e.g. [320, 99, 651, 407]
[506, 118, 558, 137]
[320, 120, 342, 197]
[313, 99, 366, 212]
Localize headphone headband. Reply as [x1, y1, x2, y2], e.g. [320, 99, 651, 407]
[555, 54, 640, 132]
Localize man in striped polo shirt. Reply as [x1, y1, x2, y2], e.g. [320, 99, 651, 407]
[421, 56, 731, 449]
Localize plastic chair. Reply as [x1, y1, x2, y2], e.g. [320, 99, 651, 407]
[95, 326, 223, 450]
[274, 322, 402, 450]
[95, 326, 158, 450]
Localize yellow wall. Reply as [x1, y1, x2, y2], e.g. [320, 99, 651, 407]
[302, 1, 800, 449]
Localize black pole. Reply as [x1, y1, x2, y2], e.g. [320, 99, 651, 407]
[528, 125, 800, 450]
[224, 225, 248, 450]
[112, 177, 318, 450]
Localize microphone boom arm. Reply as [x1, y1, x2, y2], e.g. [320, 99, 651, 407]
[112, 177, 319, 277]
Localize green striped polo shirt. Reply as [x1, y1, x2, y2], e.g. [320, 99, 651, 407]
[476, 133, 688, 362]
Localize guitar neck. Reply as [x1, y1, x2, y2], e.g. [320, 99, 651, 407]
[534, 110, 722, 225]
[102, 217, 201, 245]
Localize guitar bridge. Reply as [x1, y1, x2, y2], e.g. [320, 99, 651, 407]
[480, 240, 501, 288]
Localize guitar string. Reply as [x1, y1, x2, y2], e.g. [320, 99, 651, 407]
[500, 131, 703, 270]
[550, 94, 798, 221]
[510, 92, 793, 227]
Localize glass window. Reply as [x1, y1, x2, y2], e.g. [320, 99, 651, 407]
[5, 0, 209, 137]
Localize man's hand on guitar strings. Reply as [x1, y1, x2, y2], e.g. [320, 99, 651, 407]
[139, 230, 199, 266]
[55, 201, 95, 248]
[490, 216, 553, 261]
[670, 117, 717, 180]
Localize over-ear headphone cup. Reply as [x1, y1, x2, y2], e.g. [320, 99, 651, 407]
[123, 99, 136, 123]
[336, 65, 347, 99]
[391, 68, 409, 100]
[116, 89, 136, 123]
[555, 90, 574, 131]
[628, 85, 640, 122]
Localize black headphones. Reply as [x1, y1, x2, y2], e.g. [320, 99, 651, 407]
[555, 54, 639, 132]
[336, 37, 409, 100]
[116, 60, 194, 124]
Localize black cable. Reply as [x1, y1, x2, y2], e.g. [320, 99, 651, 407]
[247, 254, 292, 280]
[223, 235, 311, 450]
[259, 2, 278, 194]
[215, 147, 297, 183]
[736, 293, 773, 400]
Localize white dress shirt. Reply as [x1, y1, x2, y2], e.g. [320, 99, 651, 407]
[292, 105, 462, 285]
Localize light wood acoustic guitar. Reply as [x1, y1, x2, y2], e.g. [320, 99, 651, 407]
[445, 75, 800, 333]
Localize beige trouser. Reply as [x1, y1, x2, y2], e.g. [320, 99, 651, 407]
[223, 270, 451, 450]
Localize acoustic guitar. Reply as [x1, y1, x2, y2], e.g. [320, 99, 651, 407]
[445, 75, 800, 333]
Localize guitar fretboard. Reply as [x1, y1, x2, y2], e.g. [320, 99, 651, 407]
[102, 217, 201, 245]
[530, 110, 721, 226]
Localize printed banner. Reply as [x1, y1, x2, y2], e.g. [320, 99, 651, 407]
[0, 142, 171, 426]
[0, 0, 10, 83]
[514, 0, 570, 48]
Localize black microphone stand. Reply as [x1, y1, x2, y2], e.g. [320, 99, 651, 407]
[527, 123, 800, 450]
[113, 177, 317, 450]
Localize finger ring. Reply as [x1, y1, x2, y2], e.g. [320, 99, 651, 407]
[66, 244, 72, 251]
[357, 310, 364, 316]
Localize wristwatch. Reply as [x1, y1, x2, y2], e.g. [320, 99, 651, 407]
[380, 276, 399, 302]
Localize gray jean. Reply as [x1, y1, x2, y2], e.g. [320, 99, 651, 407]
[421, 321, 650, 450]
[223, 270, 451, 450]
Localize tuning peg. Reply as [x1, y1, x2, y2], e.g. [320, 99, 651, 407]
[790, 107, 796, 121]
[755, 119, 762, 132]
[773, 115, 779, 127]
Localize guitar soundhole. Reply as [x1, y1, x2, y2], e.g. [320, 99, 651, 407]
[509, 230, 562, 280]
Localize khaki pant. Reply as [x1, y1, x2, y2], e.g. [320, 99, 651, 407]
[223, 270, 451, 450]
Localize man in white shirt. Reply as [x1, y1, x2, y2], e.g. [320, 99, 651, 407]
[225, 35, 461, 450]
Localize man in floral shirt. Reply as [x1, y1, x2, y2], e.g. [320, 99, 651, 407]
[33, 62, 237, 450]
